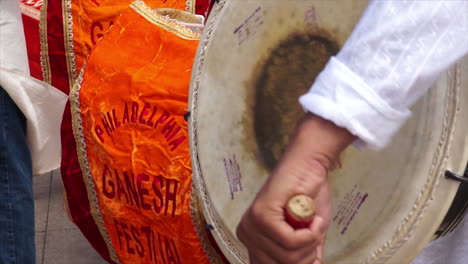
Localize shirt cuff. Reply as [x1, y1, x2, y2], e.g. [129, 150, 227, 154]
[299, 57, 411, 150]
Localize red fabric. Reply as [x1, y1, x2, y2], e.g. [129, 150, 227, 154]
[21, 15, 42, 80]
[195, 0, 213, 17]
[46, 1, 116, 263]
[61, 103, 117, 264]
[207, 229, 230, 264]
[46, 0, 70, 93]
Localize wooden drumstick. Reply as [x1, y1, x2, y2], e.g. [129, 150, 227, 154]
[285, 194, 316, 229]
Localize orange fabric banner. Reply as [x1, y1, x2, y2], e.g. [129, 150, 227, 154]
[70, 2, 220, 263]
[54, 0, 199, 261]
[38, 0, 212, 262]
[65, 0, 193, 81]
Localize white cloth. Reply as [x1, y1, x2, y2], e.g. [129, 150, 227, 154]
[0, 0, 67, 174]
[299, 1, 468, 264]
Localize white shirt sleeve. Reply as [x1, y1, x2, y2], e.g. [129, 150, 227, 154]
[299, 0, 468, 150]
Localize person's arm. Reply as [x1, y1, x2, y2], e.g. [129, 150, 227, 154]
[237, 113, 355, 264]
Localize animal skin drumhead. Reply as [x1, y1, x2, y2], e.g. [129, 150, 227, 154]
[188, 0, 468, 263]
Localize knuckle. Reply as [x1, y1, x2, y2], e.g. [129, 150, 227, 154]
[281, 237, 300, 250]
[314, 174, 326, 186]
[295, 174, 325, 195]
[283, 252, 303, 264]
[281, 232, 318, 250]
[250, 202, 265, 223]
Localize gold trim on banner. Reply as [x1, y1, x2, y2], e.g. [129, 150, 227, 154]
[131, 1, 202, 40]
[39, 0, 52, 84]
[63, 0, 77, 89]
[186, 0, 196, 14]
[69, 68, 121, 264]
[63, 1, 119, 261]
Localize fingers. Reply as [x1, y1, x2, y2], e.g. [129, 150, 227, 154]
[236, 143, 333, 264]
[237, 184, 329, 263]
[244, 237, 317, 264]
[237, 194, 328, 263]
[238, 220, 318, 263]
[237, 210, 326, 263]
[237, 203, 323, 264]
[246, 200, 322, 249]
[250, 193, 328, 249]
[298, 252, 320, 264]
[248, 251, 279, 264]
[313, 182, 332, 230]
[300, 182, 331, 240]
[247, 246, 318, 264]
[316, 242, 324, 264]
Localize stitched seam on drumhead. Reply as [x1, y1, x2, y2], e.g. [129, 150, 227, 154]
[188, 0, 248, 263]
[69, 67, 121, 264]
[365, 65, 461, 264]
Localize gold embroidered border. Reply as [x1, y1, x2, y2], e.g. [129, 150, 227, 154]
[63, 0, 78, 89]
[39, 0, 52, 84]
[64, 1, 119, 261]
[68, 2, 202, 263]
[186, 0, 195, 14]
[69, 67, 121, 264]
[131, 0, 202, 41]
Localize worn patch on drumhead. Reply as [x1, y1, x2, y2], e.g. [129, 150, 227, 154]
[251, 32, 339, 170]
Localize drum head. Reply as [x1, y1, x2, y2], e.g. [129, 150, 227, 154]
[189, 0, 468, 263]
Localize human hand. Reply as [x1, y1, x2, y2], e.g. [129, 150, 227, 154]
[236, 114, 355, 264]
[237, 148, 331, 264]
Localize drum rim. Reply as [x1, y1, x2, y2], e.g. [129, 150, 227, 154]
[188, 1, 468, 263]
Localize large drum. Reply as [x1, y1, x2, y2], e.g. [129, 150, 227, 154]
[188, 0, 468, 263]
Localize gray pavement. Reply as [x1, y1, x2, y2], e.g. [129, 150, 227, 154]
[34, 169, 108, 264]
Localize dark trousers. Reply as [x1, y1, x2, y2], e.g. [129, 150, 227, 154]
[0, 87, 34, 264]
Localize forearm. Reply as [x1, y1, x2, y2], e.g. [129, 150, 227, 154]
[277, 114, 356, 182]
